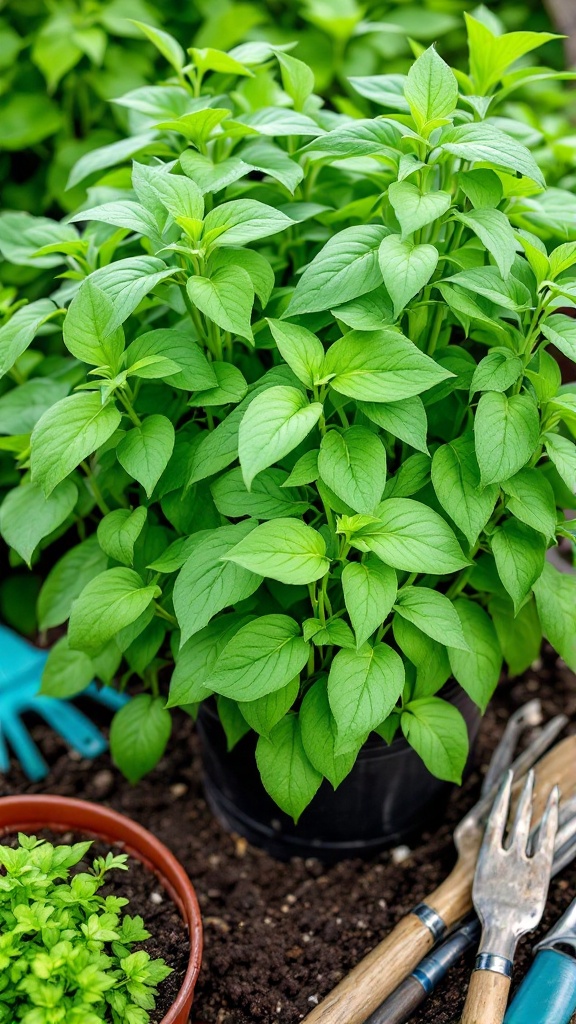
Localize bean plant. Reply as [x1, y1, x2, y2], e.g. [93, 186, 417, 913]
[1, 18, 576, 818]
[0, 833, 171, 1024]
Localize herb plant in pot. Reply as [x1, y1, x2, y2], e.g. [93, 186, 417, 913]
[0, 795, 203, 1024]
[1, 19, 576, 859]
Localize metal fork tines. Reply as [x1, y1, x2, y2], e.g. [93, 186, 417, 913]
[461, 770, 559, 1024]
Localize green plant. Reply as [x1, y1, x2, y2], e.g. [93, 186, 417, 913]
[0, 833, 172, 1024]
[1, 18, 576, 820]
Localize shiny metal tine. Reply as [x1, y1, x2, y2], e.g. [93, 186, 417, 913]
[481, 700, 544, 798]
[536, 786, 560, 859]
[508, 771, 535, 852]
[529, 788, 576, 856]
[485, 770, 515, 850]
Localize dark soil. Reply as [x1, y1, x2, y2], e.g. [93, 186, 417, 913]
[1, 648, 576, 1024]
[0, 830, 187, 1024]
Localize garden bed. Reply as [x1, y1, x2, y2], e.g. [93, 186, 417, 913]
[1, 648, 575, 1024]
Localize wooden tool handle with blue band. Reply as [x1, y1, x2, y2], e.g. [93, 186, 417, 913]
[504, 949, 576, 1024]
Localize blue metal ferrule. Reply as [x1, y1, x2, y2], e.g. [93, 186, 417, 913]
[475, 953, 513, 978]
[412, 903, 447, 942]
[505, 949, 576, 1024]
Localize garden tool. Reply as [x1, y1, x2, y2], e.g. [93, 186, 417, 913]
[363, 793, 576, 1024]
[302, 716, 574, 1024]
[0, 624, 128, 781]
[460, 770, 558, 1024]
[504, 895, 576, 1024]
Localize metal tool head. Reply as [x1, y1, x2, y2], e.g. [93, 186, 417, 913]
[473, 771, 559, 962]
[454, 713, 567, 859]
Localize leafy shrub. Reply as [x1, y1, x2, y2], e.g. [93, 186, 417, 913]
[1, 19, 576, 818]
[0, 833, 172, 1024]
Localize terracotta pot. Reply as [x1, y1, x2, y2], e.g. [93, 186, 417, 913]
[0, 795, 203, 1024]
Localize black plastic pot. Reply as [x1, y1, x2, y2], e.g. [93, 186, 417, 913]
[197, 683, 481, 862]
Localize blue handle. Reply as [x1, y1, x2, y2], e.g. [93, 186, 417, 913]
[505, 949, 576, 1024]
[0, 624, 46, 684]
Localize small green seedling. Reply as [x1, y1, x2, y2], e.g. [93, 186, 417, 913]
[0, 834, 172, 1024]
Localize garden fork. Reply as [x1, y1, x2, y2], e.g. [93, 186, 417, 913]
[303, 718, 575, 1024]
[461, 770, 558, 1024]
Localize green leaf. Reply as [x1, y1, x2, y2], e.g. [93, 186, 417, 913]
[167, 614, 249, 706]
[300, 678, 358, 789]
[203, 199, 294, 247]
[432, 435, 498, 545]
[474, 392, 540, 486]
[256, 714, 322, 822]
[401, 697, 468, 783]
[394, 586, 469, 651]
[342, 556, 397, 649]
[378, 235, 438, 318]
[470, 349, 523, 395]
[285, 225, 388, 315]
[89, 256, 174, 327]
[0, 479, 77, 566]
[277, 51, 315, 110]
[110, 694, 172, 783]
[324, 330, 451, 403]
[40, 635, 94, 699]
[267, 319, 325, 389]
[125, 329, 217, 391]
[444, 266, 530, 311]
[283, 449, 319, 487]
[542, 315, 576, 363]
[224, 518, 330, 585]
[0, 379, 68, 436]
[131, 20, 185, 71]
[117, 415, 175, 498]
[492, 519, 546, 612]
[211, 467, 309, 520]
[533, 562, 576, 671]
[501, 469, 557, 540]
[68, 568, 159, 655]
[465, 13, 559, 94]
[97, 508, 147, 567]
[384, 452, 430, 499]
[393, 617, 450, 699]
[349, 74, 409, 111]
[241, 677, 299, 737]
[67, 132, 157, 190]
[31, 393, 121, 497]
[404, 45, 458, 132]
[187, 267, 254, 342]
[0, 300, 57, 379]
[212, 247, 275, 305]
[448, 599, 502, 711]
[544, 433, 576, 491]
[359, 397, 428, 454]
[241, 140, 304, 194]
[453, 208, 517, 279]
[144, 170, 204, 221]
[352, 498, 469, 574]
[441, 121, 545, 188]
[489, 594, 542, 677]
[173, 522, 262, 645]
[303, 119, 401, 158]
[210, 614, 309, 701]
[458, 169, 503, 210]
[238, 385, 323, 489]
[318, 426, 386, 514]
[191, 362, 247, 407]
[64, 281, 126, 369]
[328, 643, 405, 753]
[388, 182, 451, 239]
[37, 536, 108, 630]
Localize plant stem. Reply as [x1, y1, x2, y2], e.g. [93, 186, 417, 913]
[81, 461, 110, 515]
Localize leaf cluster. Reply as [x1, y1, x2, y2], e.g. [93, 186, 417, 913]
[0, 833, 172, 1024]
[1, 19, 576, 819]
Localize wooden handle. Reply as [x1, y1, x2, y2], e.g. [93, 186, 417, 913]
[303, 735, 576, 1024]
[461, 970, 511, 1024]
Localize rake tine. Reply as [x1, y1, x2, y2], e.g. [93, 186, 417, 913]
[509, 771, 535, 853]
[485, 770, 514, 849]
[536, 786, 560, 858]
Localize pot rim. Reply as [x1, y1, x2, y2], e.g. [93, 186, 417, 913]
[0, 795, 203, 1024]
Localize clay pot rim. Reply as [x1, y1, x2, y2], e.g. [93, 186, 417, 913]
[0, 795, 203, 1024]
